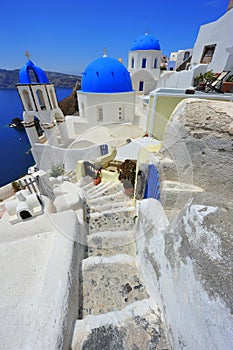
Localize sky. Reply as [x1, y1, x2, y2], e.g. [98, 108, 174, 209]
[0, 0, 230, 75]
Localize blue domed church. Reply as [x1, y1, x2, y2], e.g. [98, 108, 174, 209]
[17, 58, 69, 166]
[128, 32, 162, 94]
[77, 54, 135, 125]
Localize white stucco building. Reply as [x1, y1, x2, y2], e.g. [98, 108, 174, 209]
[128, 32, 162, 94]
[158, 7, 233, 89]
[167, 49, 193, 71]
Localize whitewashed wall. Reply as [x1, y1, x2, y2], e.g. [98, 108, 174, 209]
[191, 9, 233, 72]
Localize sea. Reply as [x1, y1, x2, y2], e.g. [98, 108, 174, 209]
[0, 88, 72, 187]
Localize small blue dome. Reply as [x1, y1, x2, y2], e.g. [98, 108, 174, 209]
[81, 56, 133, 93]
[19, 60, 49, 84]
[131, 33, 161, 51]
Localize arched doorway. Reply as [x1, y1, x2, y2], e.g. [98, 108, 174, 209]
[19, 210, 32, 220]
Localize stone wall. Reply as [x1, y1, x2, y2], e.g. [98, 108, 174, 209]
[135, 98, 233, 349]
[135, 198, 233, 350]
[161, 99, 233, 196]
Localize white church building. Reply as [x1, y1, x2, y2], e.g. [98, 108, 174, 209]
[77, 54, 135, 125]
[128, 32, 162, 94]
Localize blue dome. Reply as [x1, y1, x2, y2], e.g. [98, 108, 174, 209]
[19, 60, 49, 84]
[131, 33, 160, 51]
[81, 56, 133, 93]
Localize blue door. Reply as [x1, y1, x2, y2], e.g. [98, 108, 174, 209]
[139, 81, 144, 91]
[144, 164, 160, 201]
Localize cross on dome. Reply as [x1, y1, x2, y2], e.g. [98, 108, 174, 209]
[25, 51, 31, 60]
[103, 48, 108, 57]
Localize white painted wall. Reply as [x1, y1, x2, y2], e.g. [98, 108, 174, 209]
[77, 91, 135, 125]
[33, 142, 103, 171]
[175, 49, 193, 69]
[128, 50, 161, 79]
[157, 64, 207, 89]
[128, 50, 161, 94]
[131, 70, 157, 95]
[191, 9, 233, 73]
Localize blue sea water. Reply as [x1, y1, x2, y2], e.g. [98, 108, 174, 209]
[0, 88, 72, 187]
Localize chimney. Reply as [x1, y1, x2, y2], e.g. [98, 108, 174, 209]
[227, 0, 233, 11]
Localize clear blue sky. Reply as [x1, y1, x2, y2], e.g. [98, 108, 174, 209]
[0, 0, 230, 75]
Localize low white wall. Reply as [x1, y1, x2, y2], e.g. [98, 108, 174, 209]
[33, 143, 102, 171]
[157, 64, 207, 89]
[27, 210, 84, 349]
[135, 199, 233, 350]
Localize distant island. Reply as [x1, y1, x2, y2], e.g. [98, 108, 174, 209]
[0, 68, 81, 89]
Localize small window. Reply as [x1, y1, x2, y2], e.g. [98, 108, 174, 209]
[201, 45, 216, 64]
[183, 51, 190, 61]
[142, 58, 147, 68]
[131, 57, 135, 68]
[97, 106, 103, 122]
[153, 58, 157, 68]
[139, 81, 144, 91]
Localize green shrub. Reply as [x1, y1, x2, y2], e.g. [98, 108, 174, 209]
[50, 163, 65, 178]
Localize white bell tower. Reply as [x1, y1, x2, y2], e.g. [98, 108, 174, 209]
[17, 52, 69, 159]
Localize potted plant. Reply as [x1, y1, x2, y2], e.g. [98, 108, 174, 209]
[117, 159, 136, 197]
[194, 70, 216, 90]
[93, 168, 102, 186]
[222, 74, 233, 93]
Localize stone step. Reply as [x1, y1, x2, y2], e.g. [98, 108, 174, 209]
[71, 299, 171, 350]
[82, 254, 149, 317]
[86, 200, 133, 214]
[87, 230, 135, 257]
[78, 176, 93, 189]
[160, 180, 204, 210]
[87, 182, 123, 200]
[88, 206, 135, 234]
[88, 189, 129, 206]
[85, 181, 110, 196]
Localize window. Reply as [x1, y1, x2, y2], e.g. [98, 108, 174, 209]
[183, 51, 190, 61]
[142, 58, 147, 68]
[153, 58, 157, 68]
[201, 45, 216, 64]
[131, 57, 135, 68]
[97, 105, 103, 122]
[139, 81, 144, 91]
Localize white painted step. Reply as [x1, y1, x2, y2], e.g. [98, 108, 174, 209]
[88, 189, 129, 205]
[87, 182, 123, 200]
[85, 182, 111, 196]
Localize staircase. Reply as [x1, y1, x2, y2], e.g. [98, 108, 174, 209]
[71, 176, 171, 349]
